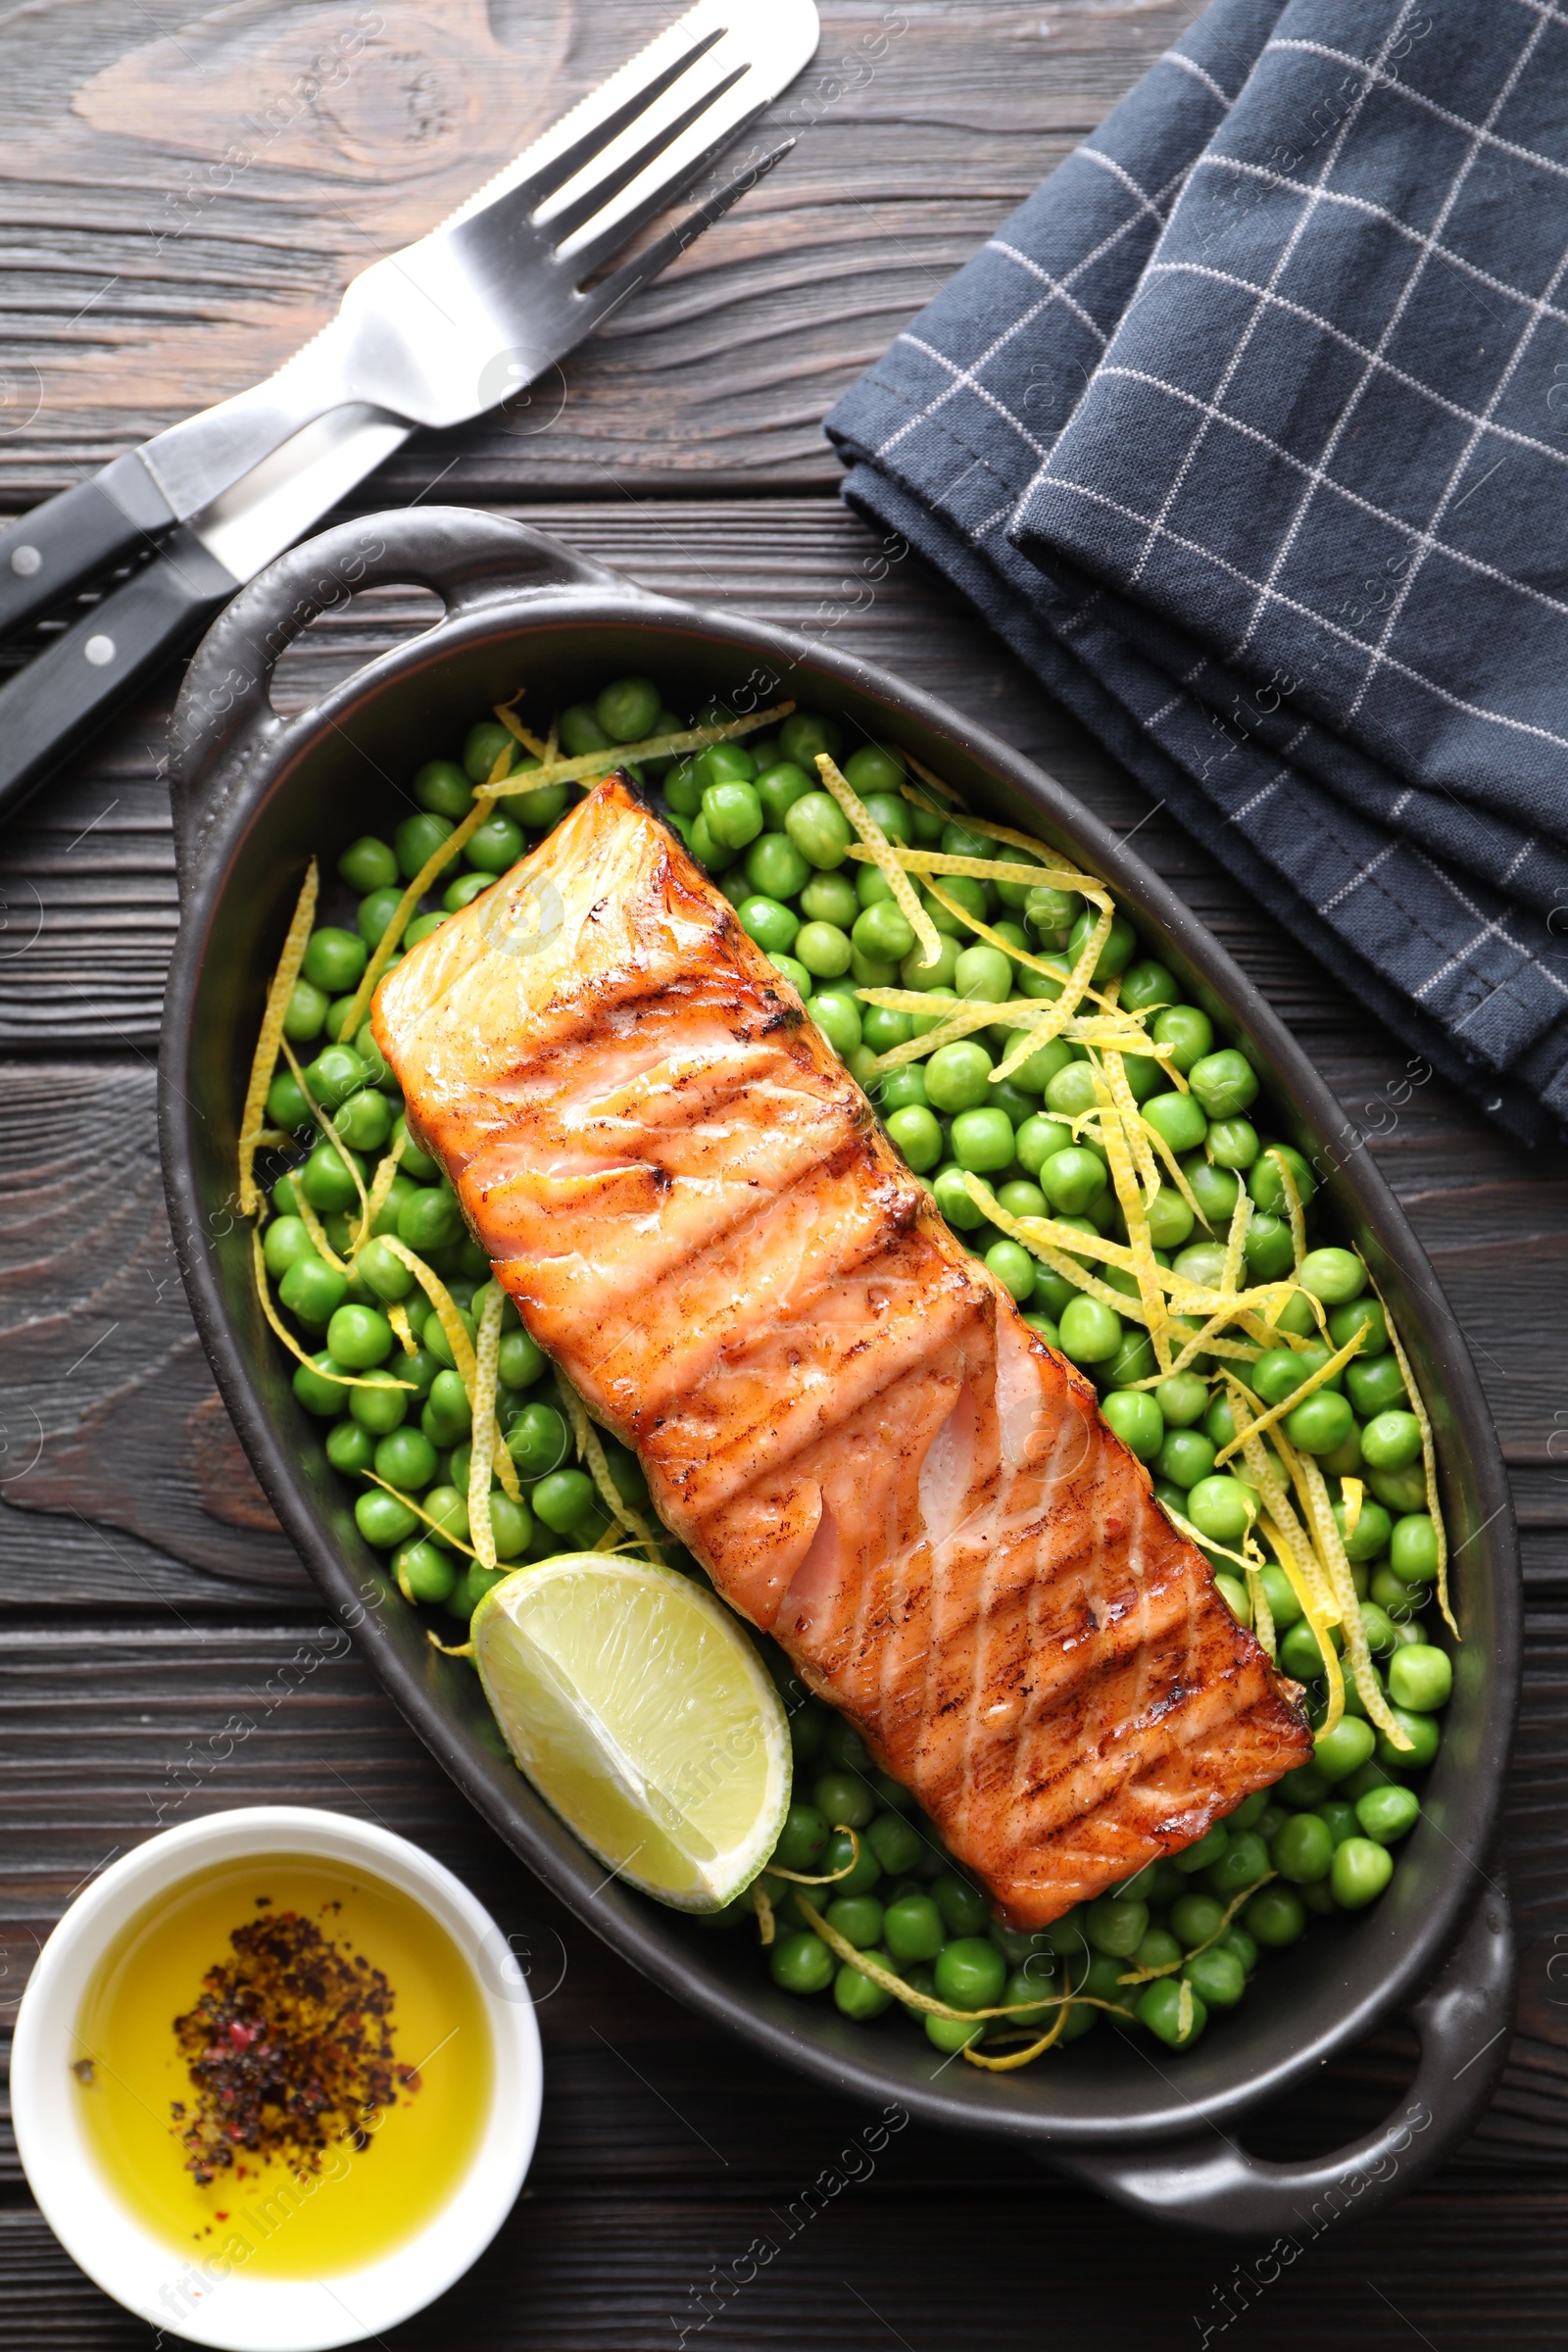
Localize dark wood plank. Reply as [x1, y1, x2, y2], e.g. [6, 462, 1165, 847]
[0, 3, 1191, 507]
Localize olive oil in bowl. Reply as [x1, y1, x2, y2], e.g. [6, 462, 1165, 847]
[72, 1855, 493, 2278]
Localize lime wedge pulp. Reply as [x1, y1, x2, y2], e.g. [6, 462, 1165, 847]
[471, 1555, 792, 1911]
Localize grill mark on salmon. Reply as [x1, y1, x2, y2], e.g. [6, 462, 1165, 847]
[375, 777, 1311, 1925]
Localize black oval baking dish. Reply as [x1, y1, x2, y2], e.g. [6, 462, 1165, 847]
[160, 509, 1519, 2234]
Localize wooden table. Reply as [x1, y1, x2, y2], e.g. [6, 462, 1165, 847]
[2, 5, 1565, 2342]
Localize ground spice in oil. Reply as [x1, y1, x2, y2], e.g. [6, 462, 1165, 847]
[171, 1898, 419, 2185]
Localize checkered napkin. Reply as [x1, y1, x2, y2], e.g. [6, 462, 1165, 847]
[826, 0, 1568, 1145]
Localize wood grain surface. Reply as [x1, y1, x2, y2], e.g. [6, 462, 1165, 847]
[0, 3, 1564, 2345]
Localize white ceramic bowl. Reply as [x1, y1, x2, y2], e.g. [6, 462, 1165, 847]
[12, 1805, 542, 2349]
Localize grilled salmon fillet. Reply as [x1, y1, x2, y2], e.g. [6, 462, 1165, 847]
[374, 777, 1310, 1924]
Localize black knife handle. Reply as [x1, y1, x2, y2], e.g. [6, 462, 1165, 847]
[0, 454, 176, 641]
[0, 529, 238, 828]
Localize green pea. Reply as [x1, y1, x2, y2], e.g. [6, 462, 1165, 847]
[1101, 1391, 1164, 1461]
[1084, 1895, 1149, 1958]
[1067, 907, 1137, 982]
[1185, 1944, 1247, 2010]
[1270, 1811, 1333, 1884]
[1118, 958, 1177, 1014]
[932, 1164, 985, 1230]
[836, 747, 902, 804]
[950, 1106, 1015, 1174]
[348, 1363, 410, 1435]
[263, 1216, 317, 1281]
[554, 702, 609, 759]
[524, 1466, 591, 1537]
[1154, 1372, 1209, 1430]
[777, 711, 842, 768]
[334, 1088, 391, 1154]
[1033, 1145, 1102, 1217]
[1332, 1496, 1394, 1564]
[1205, 1830, 1269, 1900]
[496, 1329, 545, 1395]
[784, 791, 853, 869]
[909, 982, 958, 1033]
[924, 1040, 992, 1113]
[1151, 1004, 1213, 1075]
[932, 1936, 1005, 2012]
[830, 1951, 893, 2021]
[922, 878, 988, 943]
[324, 1303, 391, 1371]
[864, 1811, 924, 1879]
[927, 1871, 987, 1938]
[1374, 1704, 1441, 1772]
[851, 900, 914, 965]
[1153, 1429, 1215, 1493]
[821, 1828, 883, 1899]
[697, 780, 760, 855]
[460, 811, 520, 874]
[864, 1890, 940, 1966]
[348, 1239, 408, 1306]
[1346, 1354, 1407, 1418]
[351, 888, 400, 954]
[1330, 1297, 1390, 1356]
[1141, 1091, 1207, 1155]
[1245, 1213, 1296, 1281]
[337, 834, 399, 894]
[810, 988, 861, 1055]
[734, 894, 798, 956]
[861, 1005, 911, 1054]
[1284, 1390, 1354, 1456]
[1200, 1120, 1253, 1175]
[506, 1401, 569, 1480]
[299, 1043, 362, 1112]
[397, 1184, 464, 1254]
[324, 1418, 374, 1476]
[1365, 1462, 1427, 1516]
[738, 830, 805, 902]
[278, 1254, 347, 1330]
[419, 1370, 470, 1448]
[1387, 1642, 1451, 1712]
[300, 926, 367, 998]
[1013, 1115, 1071, 1178]
[807, 1769, 871, 1834]
[824, 1894, 885, 1951]
[978, 1238, 1031, 1304]
[409, 760, 472, 822]
[265, 1070, 311, 1130]
[591, 675, 659, 744]
[770, 1930, 834, 1995]
[1295, 1248, 1363, 1306]
[1183, 1157, 1241, 1232]
[1361, 1410, 1423, 1473]
[1313, 1714, 1376, 1784]
[1389, 1514, 1440, 1586]
[1098, 1328, 1158, 1392]
[797, 870, 855, 927]
[1042, 1059, 1099, 1123]
[1250, 1145, 1316, 1217]
[281, 978, 328, 1044]
[372, 1425, 436, 1493]
[403, 911, 447, 949]
[752, 760, 812, 830]
[769, 1802, 827, 1878]
[1058, 1296, 1122, 1366]
[951, 943, 1009, 1004]
[793, 919, 853, 979]
[1261, 1573, 1303, 1641]
[1210, 1571, 1247, 1628]
[460, 721, 514, 788]
[876, 1065, 929, 1115]
[1137, 1977, 1207, 2048]
[394, 1539, 458, 1607]
[354, 1487, 417, 1550]
[1244, 1885, 1305, 1947]
[994, 1179, 1046, 1221]
[1189, 1049, 1258, 1119]
[1329, 1836, 1393, 1910]
[1187, 1474, 1257, 1546]
[1173, 1823, 1230, 1880]
[394, 810, 454, 881]
[885, 1104, 943, 1173]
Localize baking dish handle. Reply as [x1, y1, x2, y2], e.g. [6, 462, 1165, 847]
[170, 507, 627, 876]
[1046, 1885, 1514, 2238]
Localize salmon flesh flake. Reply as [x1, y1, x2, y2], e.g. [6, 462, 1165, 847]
[373, 777, 1311, 1925]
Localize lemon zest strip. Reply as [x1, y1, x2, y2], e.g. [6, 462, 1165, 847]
[237, 859, 318, 1218]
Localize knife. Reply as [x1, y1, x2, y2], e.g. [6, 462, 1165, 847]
[0, 0, 818, 820]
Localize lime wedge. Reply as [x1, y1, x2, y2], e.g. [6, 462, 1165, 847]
[471, 1555, 791, 1911]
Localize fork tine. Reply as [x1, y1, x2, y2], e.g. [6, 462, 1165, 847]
[576, 137, 796, 328]
[509, 25, 726, 215]
[543, 62, 752, 250]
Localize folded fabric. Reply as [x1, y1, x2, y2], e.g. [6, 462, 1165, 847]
[826, 0, 1568, 1144]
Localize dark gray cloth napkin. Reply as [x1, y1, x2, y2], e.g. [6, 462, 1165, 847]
[826, 0, 1568, 1145]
